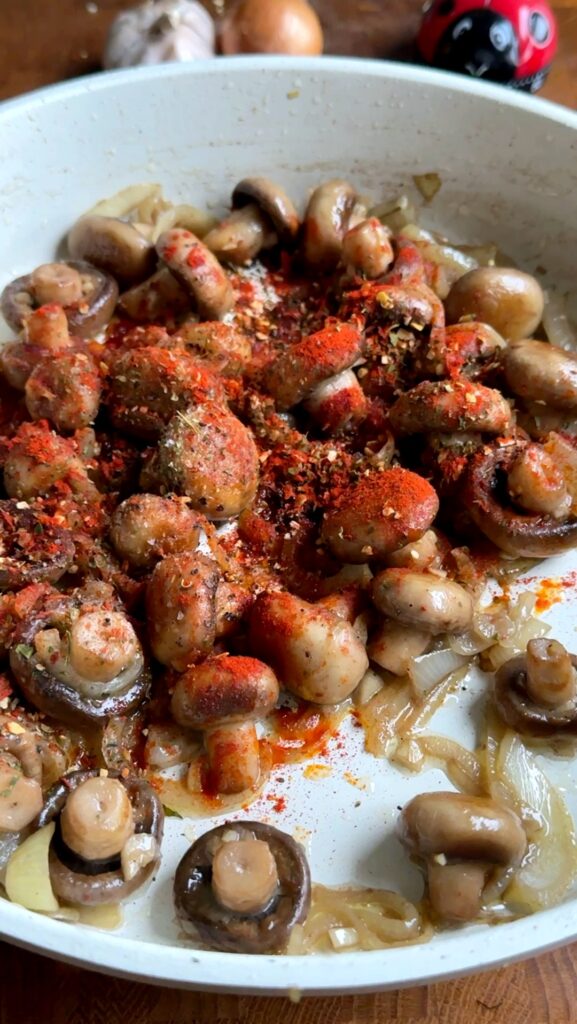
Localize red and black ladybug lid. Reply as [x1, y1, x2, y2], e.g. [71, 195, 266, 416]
[417, 0, 557, 91]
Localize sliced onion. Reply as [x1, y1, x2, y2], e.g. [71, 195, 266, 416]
[495, 732, 577, 910]
[400, 224, 478, 277]
[417, 734, 483, 795]
[84, 184, 161, 219]
[456, 243, 498, 266]
[543, 291, 577, 352]
[413, 172, 442, 202]
[353, 669, 385, 708]
[287, 885, 430, 954]
[409, 648, 469, 700]
[369, 194, 417, 232]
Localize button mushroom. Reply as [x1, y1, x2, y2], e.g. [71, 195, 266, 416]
[0, 501, 75, 592]
[370, 569, 474, 635]
[445, 268, 544, 342]
[262, 321, 364, 412]
[1, 261, 118, 338]
[106, 346, 224, 440]
[494, 638, 577, 736]
[155, 402, 259, 519]
[170, 321, 252, 376]
[388, 379, 513, 437]
[203, 177, 299, 266]
[171, 654, 279, 793]
[320, 467, 439, 564]
[461, 441, 577, 557]
[303, 180, 361, 271]
[68, 216, 155, 287]
[4, 422, 98, 500]
[145, 552, 220, 671]
[37, 769, 163, 905]
[341, 217, 394, 280]
[25, 349, 102, 432]
[398, 792, 527, 923]
[249, 590, 369, 704]
[156, 228, 234, 320]
[109, 494, 203, 571]
[503, 339, 577, 412]
[9, 584, 150, 729]
[173, 820, 311, 953]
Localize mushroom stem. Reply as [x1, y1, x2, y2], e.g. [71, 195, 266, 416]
[203, 204, 274, 265]
[525, 638, 577, 708]
[427, 860, 487, 924]
[31, 263, 83, 306]
[211, 837, 279, 914]
[203, 721, 260, 794]
[24, 304, 71, 350]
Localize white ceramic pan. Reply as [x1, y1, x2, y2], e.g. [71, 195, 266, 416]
[0, 57, 576, 994]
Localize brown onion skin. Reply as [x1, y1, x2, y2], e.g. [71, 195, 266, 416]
[37, 769, 163, 906]
[174, 820, 311, 953]
[220, 0, 323, 56]
[461, 443, 577, 557]
[494, 654, 577, 737]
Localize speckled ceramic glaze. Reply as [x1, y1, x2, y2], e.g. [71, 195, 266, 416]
[0, 57, 576, 994]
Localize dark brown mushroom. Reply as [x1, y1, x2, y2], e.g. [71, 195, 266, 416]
[174, 820, 311, 953]
[494, 638, 577, 736]
[399, 792, 526, 923]
[461, 441, 577, 557]
[37, 769, 163, 906]
[9, 585, 150, 729]
[1, 261, 119, 338]
[262, 321, 364, 412]
[68, 216, 155, 286]
[0, 501, 75, 592]
[233, 177, 300, 243]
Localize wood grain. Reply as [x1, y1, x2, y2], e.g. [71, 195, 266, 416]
[1, 1, 577, 1020]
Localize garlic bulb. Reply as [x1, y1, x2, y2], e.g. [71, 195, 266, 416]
[104, 0, 216, 69]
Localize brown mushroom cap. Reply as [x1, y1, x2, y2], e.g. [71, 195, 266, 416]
[174, 820, 311, 953]
[461, 442, 577, 557]
[68, 216, 155, 286]
[388, 379, 513, 436]
[37, 769, 163, 905]
[0, 501, 75, 592]
[9, 598, 150, 729]
[171, 655, 279, 729]
[263, 321, 364, 411]
[156, 228, 234, 320]
[399, 792, 526, 865]
[1, 261, 118, 337]
[232, 177, 300, 243]
[303, 179, 357, 271]
[494, 652, 577, 736]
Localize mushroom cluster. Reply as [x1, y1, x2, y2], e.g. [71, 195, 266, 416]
[0, 172, 573, 945]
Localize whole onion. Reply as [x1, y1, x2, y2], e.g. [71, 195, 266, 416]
[220, 0, 323, 55]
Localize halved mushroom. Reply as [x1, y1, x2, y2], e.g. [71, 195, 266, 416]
[1, 261, 118, 337]
[203, 177, 299, 266]
[461, 441, 577, 557]
[399, 792, 527, 923]
[68, 216, 155, 286]
[321, 467, 439, 564]
[10, 583, 150, 729]
[174, 820, 311, 953]
[303, 179, 360, 271]
[156, 228, 234, 320]
[37, 769, 163, 905]
[494, 638, 577, 736]
[0, 500, 75, 592]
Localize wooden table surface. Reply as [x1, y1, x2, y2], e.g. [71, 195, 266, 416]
[1, 1, 577, 1021]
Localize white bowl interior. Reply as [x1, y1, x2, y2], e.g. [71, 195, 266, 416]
[0, 58, 577, 993]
